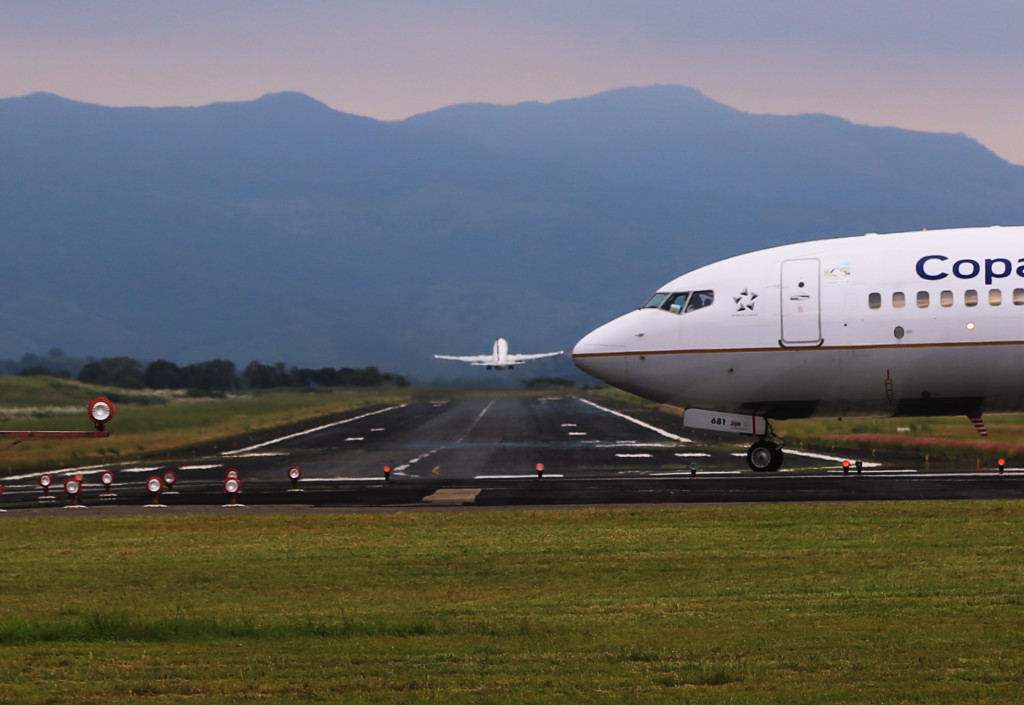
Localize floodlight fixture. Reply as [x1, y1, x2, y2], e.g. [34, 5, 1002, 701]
[88, 398, 115, 431]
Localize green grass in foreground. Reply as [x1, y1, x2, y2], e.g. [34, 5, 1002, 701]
[1, 503, 1023, 703]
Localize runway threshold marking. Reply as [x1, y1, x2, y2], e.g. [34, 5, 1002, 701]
[577, 398, 692, 443]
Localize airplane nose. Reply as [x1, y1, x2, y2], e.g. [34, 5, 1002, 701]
[572, 321, 629, 386]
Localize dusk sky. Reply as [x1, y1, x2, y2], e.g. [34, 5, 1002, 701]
[4, 1, 1024, 162]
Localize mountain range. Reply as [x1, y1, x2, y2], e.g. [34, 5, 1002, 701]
[3, 85, 1024, 381]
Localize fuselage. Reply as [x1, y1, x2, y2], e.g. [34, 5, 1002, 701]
[573, 226, 1024, 419]
[492, 337, 511, 368]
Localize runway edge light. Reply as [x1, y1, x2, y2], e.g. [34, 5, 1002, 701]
[223, 477, 244, 508]
[162, 470, 178, 494]
[100, 471, 116, 499]
[63, 476, 84, 509]
[39, 472, 54, 502]
[536, 463, 544, 479]
[145, 475, 166, 508]
[287, 466, 303, 491]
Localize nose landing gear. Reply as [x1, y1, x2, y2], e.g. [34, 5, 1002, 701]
[746, 439, 784, 472]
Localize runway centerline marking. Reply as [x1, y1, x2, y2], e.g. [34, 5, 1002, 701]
[457, 399, 495, 443]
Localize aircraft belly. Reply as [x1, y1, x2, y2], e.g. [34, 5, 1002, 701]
[625, 350, 845, 417]
[622, 343, 1024, 419]
[840, 344, 1024, 417]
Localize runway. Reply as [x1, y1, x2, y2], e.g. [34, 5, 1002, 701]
[3, 396, 1023, 513]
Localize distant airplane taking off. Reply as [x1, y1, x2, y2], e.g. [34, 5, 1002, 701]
[435, 337, 563, 370]
[573, 225, 1024, 471]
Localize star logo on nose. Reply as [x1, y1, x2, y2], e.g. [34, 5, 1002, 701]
[734, 289, 758, 312]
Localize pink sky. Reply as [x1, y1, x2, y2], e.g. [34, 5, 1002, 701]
[4, 1, 1024, 163]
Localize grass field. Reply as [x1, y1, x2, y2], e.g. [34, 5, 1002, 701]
[0, 377, 422, 474]
[1, 503, 1022, 703]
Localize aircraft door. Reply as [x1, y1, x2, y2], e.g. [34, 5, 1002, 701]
[780, 258, 822, 347]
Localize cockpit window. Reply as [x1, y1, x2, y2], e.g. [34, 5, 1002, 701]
[641, 290, 714, 315]
[685, 290, 714, 312]
[642, 292, 669, 309]
[664, 293, 689, 314]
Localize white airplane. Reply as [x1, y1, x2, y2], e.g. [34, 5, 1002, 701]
[435, 337, 563, 370]
[573, 225, 1024, 471]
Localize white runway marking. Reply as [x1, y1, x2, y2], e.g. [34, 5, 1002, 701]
[785, 449, 882, 467]
[475, 474, 565, 479]
[223, 405, 406, 455]
[616, 453, 653, 458]
[393, 449, 439, 475]
[578, 398, 692, 443]
[304, 477, 381, 483]
[457, 399, 495, 443]
[652, 470, 742, 476]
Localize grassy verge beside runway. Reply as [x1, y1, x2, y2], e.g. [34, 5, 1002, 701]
[0, 377, 420, 473]
[776, 415, 1024, 466]
[1, 502, 1023, 703]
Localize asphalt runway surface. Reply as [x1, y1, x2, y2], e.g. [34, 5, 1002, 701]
[3, 396, 1024, 515]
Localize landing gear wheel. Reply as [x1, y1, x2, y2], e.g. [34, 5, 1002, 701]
[747, 441, 784, 472]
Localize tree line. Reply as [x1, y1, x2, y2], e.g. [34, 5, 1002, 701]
[2, 350, 408, 391]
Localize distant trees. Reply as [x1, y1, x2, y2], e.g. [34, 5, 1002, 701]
[78, 356, 145, 389]
[240, 361, 407, 390]
[1, 351, 410, 391]
[522, 377, 577, 389]
[0, 348, 93, 378]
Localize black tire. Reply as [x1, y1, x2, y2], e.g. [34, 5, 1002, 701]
[747, 441, 784, 472]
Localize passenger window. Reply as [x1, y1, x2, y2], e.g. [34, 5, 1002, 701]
[664, 292, 689, 314]
[685, 290, 714, 312]
[940, 290, 953, 307]
[868, 293, 881, 309]
[1015, 289, 1024, 305]
[990, 289, 1002, 306]
[916, 291, 929, 308]
[892, 292, 905, 309]
[965, 290, 978, 307]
